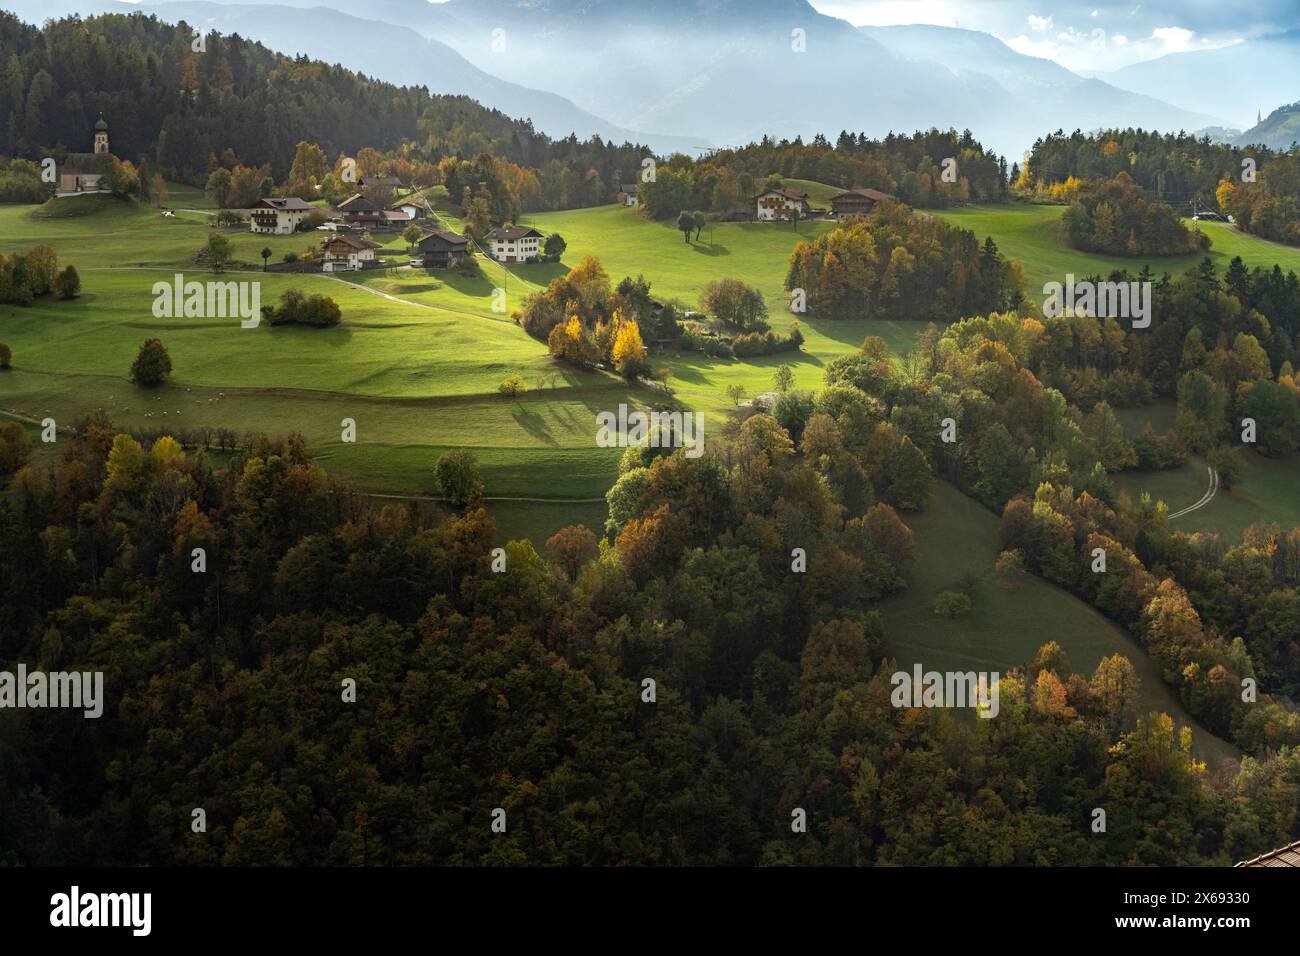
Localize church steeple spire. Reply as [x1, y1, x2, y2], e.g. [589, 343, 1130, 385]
[93, 113, 108, 154]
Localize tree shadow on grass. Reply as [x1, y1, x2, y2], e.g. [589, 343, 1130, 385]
[688, 241, 731, 257]
[511, 403, 559, 446]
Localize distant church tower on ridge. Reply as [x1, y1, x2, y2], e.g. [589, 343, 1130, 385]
[93, 113, 109, 154]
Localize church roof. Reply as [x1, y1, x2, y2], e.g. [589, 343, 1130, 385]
[62, 152, 113, 174]
[94, 114, 108, 131]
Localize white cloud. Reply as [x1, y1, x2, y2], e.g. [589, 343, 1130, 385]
[1113, 34, 1128, 45]
[1151, 25, 1195, 51]
[1028, 14, 1053, 32]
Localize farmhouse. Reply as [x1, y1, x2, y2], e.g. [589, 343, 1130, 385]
[831, 187, 892, 217]
[321, 235, 381, 272]
[250, 197, 314, 234]
[754, 186, 810, 221]
[360, 174, 405, 190]
[1235, 839, 1300, 867]
[484, 225, 544, 263]
[619, 183, 639, 207]
[58, 114, 115, 195]
[417, 229, 469, 268]
[390, 199, 425, 220]
[338, 193, 382, 228]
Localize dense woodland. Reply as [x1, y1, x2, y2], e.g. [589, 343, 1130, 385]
[4, 8, 1300, 870]
[1060, 175, 1209, 257]
[785, 201, 1027, 322]
[0, 12, 652, 208]
[1024, 129, 1300, 247]
[2, 257, 1300, 865]
[3, 281, 1300, 861]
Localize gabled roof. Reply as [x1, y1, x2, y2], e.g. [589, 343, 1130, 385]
[418, 229, 469, 249]
[257, 197, 314, 211]
[1235, 839, 1300, 867]
[323, 235, 380, 251]
[338, 193, 376, 212]
[485, 226, 543, 241]
[754, 187, 810, 202]
[360, 175, 404, 188]
[833, 187, 892, 202]
[619, 183, 638, 194]
[61, 152, 113, 174]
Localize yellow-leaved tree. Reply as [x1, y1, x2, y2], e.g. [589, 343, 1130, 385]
[611, 318, 646, 378]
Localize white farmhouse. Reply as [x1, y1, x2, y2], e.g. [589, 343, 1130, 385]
[321, 235, 380, 272]
[250, 197, 315, 235]
[484, 225, 544, 263]
[753, 186, 810, 222]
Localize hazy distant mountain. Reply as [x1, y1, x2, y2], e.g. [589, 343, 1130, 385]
[417, 1, 1230, 158]
[4, 0, 1246, 159]
[1235, 102, 1300, 150]
[0, 0, 700, 153]
[414, 0, 1019, 151]
[860, 24, 1230, 154]
[1195, 126, 1244, 145]
[1099, 30, 1300, 130]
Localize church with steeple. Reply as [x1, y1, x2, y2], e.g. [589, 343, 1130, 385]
[58, 114, 116, 194]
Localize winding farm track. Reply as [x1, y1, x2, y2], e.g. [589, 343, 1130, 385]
[1168, 465, 1219, 519]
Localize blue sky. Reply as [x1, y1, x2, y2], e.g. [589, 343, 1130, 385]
[810, 1, 1300, 71]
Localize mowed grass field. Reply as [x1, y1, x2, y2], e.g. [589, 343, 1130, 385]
[6, 192, 1300, 546]
[883, 482, 1238, 766]
[0, 196, 638, 542]
[1114, 400, 1300, 542]
[931, 203, 1300, 292]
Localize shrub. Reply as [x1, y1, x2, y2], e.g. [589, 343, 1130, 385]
[55, 265, 80, 299]
[933, 590, 972, 620]
[0, 420, 30, 476]
[701, 278, 768, 331]
[261, 289, 341, 327]
[434, 449, 483, 507]
[995, 549, 1025, 577]
[131, 338, 172, 386]
[499, 374, 526, 398]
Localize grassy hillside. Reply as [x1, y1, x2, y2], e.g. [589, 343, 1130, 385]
[1114, 400, 1300, 542]
[883, 482, 1238, 766]
[6, 195, 1300, 548]
[781, 177, 844, 207]
[931, 203, 1300, 292]
[0, 198, 633, 544]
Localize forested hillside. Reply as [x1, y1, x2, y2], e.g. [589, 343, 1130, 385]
[0, 11, 652, 190]
[1023, 129, 1300, 247]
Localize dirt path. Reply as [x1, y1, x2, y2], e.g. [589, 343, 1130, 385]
[1169, 465, 1219, 519]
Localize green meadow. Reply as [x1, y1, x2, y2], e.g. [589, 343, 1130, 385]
[882, 482, 1238, 766]
[0, 197, 635, 542]
[931, 202, 1300, 292]
[2, 192, 1295, 740]
[1114, 400, 1300, 543]
[4, 193, 1300, 549]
